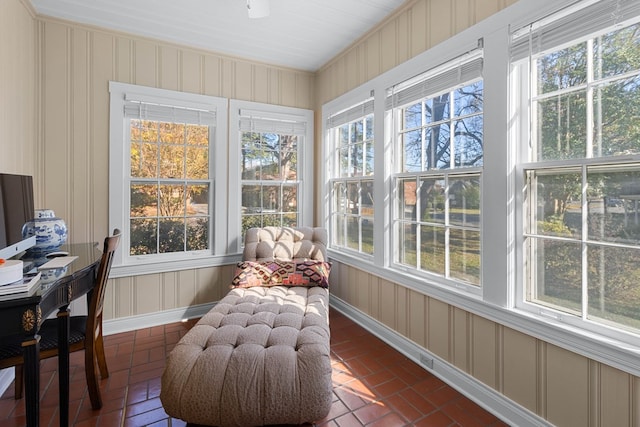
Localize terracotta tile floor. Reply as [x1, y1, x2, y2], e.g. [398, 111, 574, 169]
[0, 308, 508, 426]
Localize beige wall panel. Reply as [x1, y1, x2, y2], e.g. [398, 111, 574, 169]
[368, 274, 381, 319]
[354, 272, 369, 313]
[428, 0, 453, 48]
[134, 273, 164, 314]
[502, 327, 538, 412]
[159, 45, 179, 91]
[180, 50, 202, 94]
[379, 278, 396, 329]
[296, 73, 313, 110]
[453, 0, 472, 33]
[279, 69, 300, 108]
[345, 49, 360, 94]
[634, 376, 640, 426]
[161, 274, 178, 310]
[365, 34, 381, 82]
[41, 22, 70, 212]
[252, 65, 270, 104]
[427, 298, 450, 360]
[452, 307, 470, 372]
[221, 58, 236, 99]
[408, 289, 427, 348]
[409, 0, 428, 58]
[545, 344, 589, 427]
[470, 314, 498, 388]
[115, 38, 133, 83]
[380, 20, 398, 74]
[0, 0, 36, 174]
[90, 32, 115, 239]
[113, 277, 134, 318]
[268, 68, 281, 105]
[599, 364, 631, 427]
[203, 55, 222, 97]
[475, 0, 507, 23]
[70, 29, 91, 241]
[395, 10, 411, 66]
[176, 271, 198, 308]
[395, 285, 408, 336]
[234, 61, 253, 101]
[133, 40, 158, 87]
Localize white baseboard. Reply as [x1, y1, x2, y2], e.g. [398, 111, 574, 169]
[102, 302, 215, 336]
[330, 296, 551, 427]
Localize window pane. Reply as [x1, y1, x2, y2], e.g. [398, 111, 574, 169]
[334, 213, 345, 247]
[402, 129, 423, 172]
[130, 184, 157, 218]
[186, 146, 208, 179]
[347, 182, 359, 214]
[334, 182, 346, 214]
[159, 122, 185, 143]
[429, 123, 451, 170]
[160, 145, 185, 179]
[527, 237, 582, 314]
[454, 116, 483, 167]
[347, 217, 359, 251]
[339, 146, 350, 177]
[365, 116, 374, 139]
[261, 185, 280, 211]
[449, 176, 480, 227]
[537, 43, 588, 94]
[283, 185, 297, 212]
[242, 184, 261, 213]
[426, 94, 451, 122]
[131, 142, 158, 178]
[398, 223, 416, 267]
[159, 218, 185, 253]
[282, 147, 297, 181]
[587, 167, 640, 245]
[594, 23, 640, 80]
[130, 218, 157, 255]
[362, 217, 373, 255]
[536, 90, 587, 160]
[260, 150, 279, 180]
[420, 225, 445, 275]
[587, 245, 640, 329]
[365, 142, 374, 176]
[283, 213, 297, 227]
[187, 124, 208, 146]
[455, 81, 483, 115]
[159, 184, 185, 216]
[595, 76, 640, 157]
[404, 103, 422, 129]
[450, 228, 480, 285]
[187, 184, 208, 215]
[418, 178, 445, 224]
[398, 179, 416, 221]
[186, 217, 208, 251]
[350, 143, 363, 176]
[528, 170, 582, 238]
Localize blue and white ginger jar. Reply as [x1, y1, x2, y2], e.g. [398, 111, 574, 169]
[22, 209, 68, 255]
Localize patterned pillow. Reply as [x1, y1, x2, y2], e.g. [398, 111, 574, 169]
[231, 260, 332, 288]
[280, 261, 332, 288]
[231, 261, 274, 288]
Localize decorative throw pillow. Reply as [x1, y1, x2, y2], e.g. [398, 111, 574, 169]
[276, 260, 331, 288]
[231, 261, 274, 288]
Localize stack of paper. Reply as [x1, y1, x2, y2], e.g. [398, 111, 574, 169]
[0, 271, 42, 296]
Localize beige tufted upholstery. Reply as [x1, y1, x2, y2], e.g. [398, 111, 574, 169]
[160, 227, 332, 427]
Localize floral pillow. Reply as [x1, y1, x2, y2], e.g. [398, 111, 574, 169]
[231, 260, 331, 288]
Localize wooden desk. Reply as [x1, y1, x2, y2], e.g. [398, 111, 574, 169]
[0, 243, 102, 427]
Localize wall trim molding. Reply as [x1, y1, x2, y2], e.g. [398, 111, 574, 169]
[330, 296, 552, 427]
[103, 302, 215, 336]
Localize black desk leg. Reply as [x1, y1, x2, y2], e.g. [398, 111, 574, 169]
[22, 336, 40, 427]
[58, 307, 71, 427]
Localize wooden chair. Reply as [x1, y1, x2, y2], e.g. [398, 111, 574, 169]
[0, 229, 121, 410]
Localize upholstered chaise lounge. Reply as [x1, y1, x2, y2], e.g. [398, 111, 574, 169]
[160, 227, 332, 427]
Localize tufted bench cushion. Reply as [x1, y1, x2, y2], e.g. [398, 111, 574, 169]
[160, 227, 332, 427]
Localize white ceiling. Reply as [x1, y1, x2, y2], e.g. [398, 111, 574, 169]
[30, 0, 407, 72]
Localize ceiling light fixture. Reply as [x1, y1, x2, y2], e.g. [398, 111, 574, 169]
[247, 0, 270, 19]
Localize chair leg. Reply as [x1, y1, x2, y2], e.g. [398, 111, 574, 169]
[95, 329, 109, 379]
[14, 365, 23, 399]
[84, 343, 102, 410]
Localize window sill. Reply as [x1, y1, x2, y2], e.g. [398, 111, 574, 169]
[328, 249, 640, 377]
[110, 253, 242, 278]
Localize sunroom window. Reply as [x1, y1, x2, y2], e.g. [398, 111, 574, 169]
[513, 0, 640, 333]
[389, 52, 484, 286]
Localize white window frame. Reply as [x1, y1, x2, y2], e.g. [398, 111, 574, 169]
[228, 100, 314, 253]
[108, 82, 230, 276]
[326, 98, 376, 258]
[321, 0, 640, 377]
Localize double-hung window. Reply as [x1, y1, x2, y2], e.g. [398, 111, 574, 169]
[389, 52, 484, 287]
[229, 101, 314, 245]
[109, 82, 228, 269]
[327, 99, 375, 255]
[512, 0, 640, 335]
